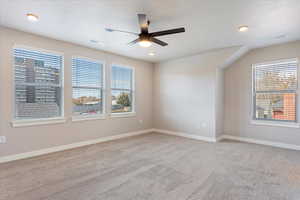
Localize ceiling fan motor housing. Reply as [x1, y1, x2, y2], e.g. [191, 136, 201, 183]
[139, 33, 150, 41]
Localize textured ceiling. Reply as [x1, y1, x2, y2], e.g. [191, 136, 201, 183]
[1, 0, 300, 62]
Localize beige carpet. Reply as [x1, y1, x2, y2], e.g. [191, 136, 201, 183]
[1, 132, 300, 200]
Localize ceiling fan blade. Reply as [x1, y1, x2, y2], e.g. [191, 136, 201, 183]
[105, 28, 138, 35]
[137, 14, 148, 33]
[149, 27, 185, 37]
[128, 38, 140, 45]
[150, 38, 168, 46]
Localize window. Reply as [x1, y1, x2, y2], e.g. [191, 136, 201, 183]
[72, 58, 104, 117]
[111, 65, 134, 113]
[253, 59, 298, 122]
[14, 48, 63, 120]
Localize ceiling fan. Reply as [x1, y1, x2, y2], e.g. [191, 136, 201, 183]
[105, 14, 185, 47]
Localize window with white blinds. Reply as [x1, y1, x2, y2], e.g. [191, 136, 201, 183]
[14, 48, 63, 120]
[111, 66, 134, 113]
[72, 58, 104, 116]
[253, 59, 298, 122]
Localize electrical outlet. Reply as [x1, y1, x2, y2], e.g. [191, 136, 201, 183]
[139, 120, 144, 124]
[0, 136, 6, 144]
[197, 122, 207, 129]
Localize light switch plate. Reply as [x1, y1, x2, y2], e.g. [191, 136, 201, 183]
[0, 136, 6, 144]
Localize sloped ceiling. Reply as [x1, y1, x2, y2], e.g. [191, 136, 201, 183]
[0, 0, 300, 62]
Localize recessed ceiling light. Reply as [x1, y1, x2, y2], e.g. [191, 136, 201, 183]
[148, 52, 155, 56]
[90, 40, 99, 43]
[238, 25, 249, 32]
[90, 40, 104, 46]
[275, 34, 286, 39]
[26, 13, 39, 22]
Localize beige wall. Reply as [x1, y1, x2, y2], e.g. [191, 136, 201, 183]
[0, 30, 4, 138]
[0, 27, 154, 157]
[153, 47, 240, 139]
[224, 41, 300, 146]
[2, 25, 300, 158]
[215, 68, 224, 137]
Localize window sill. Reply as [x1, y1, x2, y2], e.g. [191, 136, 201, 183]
[110, 112, 136, 118]
[72, 115, 106, 122]
[251, 120, 300, 128]
[11, 117, 66, 128]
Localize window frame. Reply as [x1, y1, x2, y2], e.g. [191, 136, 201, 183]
[251, 58, 299, 127]
[11, 45, 65, 127]
[71, 56, 106, 122]
[110, 64, 136, 117]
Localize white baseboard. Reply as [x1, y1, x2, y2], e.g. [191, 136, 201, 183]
[216, 135, 227, 142]
[219, 135, 300, 151]
[154, 129, 300, 151]
[0, 129, 153, 164]
[153, 129, 217, 143]
[2, 129, 298, 164]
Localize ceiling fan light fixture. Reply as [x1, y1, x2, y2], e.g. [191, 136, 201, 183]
[26, 13, 39, 22]
[238, 25, 249, 32]
[139, 40, 152, 48]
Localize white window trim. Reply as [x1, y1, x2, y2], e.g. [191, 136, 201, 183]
[11, 117, 66, 128]
[110, 112, 137, 118]
[250, 120, 300, 128]
[110, 64, 136, 116]
[253, 58, 299, 68]
[11, 45, 65, 127]
[72, 114, 106, 122]
[251, 58, 299, 127]
[71, 56, 106, 121]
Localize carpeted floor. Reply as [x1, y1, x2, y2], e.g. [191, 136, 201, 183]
[1, 132, 300, 200]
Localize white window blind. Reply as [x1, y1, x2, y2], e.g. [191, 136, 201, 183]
[111, 66, 134, 113]
[14, 48, 63, 120]
[72, 58, 104, 116]
[253, 59, 298, 122]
